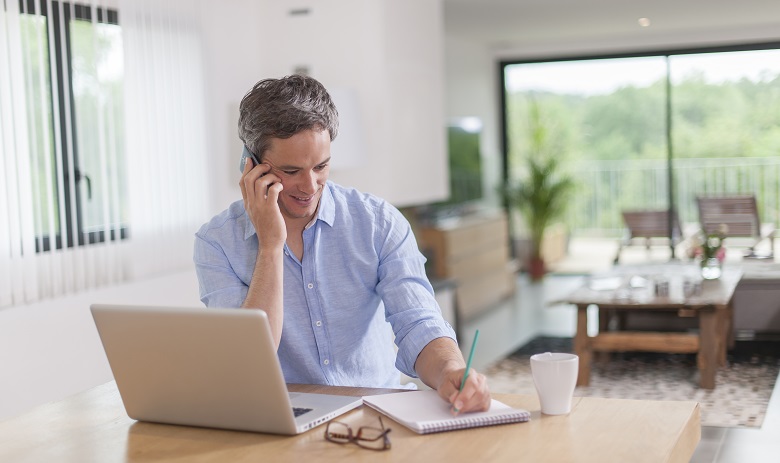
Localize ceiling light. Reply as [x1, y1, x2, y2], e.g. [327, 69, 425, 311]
[638, 17, 651, 27]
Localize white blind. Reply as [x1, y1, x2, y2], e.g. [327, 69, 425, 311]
[120, 0, 209, 278]
[0, 0, 209, 308]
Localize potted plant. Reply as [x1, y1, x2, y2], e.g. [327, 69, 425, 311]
[502, 101, 575, 281]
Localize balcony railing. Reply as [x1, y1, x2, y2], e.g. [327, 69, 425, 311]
[566, 156, 780, 237]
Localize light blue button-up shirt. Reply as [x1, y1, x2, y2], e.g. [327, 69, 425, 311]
[194, 181, 456, 388]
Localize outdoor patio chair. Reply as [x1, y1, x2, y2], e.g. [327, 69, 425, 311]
[614, 209, 683, 264]
[696, 195, 775, 257]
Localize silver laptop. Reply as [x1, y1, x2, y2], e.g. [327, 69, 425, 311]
[90, 304, 362, 435]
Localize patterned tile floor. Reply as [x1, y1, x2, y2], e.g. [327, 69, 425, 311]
[484, 336, 780, 428]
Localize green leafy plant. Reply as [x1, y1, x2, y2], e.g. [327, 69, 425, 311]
[503, 99, 576, 279]
[504, 156, 575, 262]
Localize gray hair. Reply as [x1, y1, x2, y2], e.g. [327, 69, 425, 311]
[238, 75, 339, 158]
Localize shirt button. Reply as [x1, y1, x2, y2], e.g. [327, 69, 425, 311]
[307, 283, 314, 289]
[316, 321, 322, 327]
[323, 359, 330, 365]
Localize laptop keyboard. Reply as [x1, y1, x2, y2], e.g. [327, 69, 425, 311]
[293, 407, 313, 417]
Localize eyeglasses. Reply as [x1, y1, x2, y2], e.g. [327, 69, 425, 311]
[324, 416, 392, 451]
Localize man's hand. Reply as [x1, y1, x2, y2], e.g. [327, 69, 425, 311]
[438, 367, 491, 415]
[239, 157, 286, 249]
[414, 337, 492, 415]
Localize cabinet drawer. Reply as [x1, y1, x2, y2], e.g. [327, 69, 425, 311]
[417, 212, 516, 323]
[443, 216, 508, 259]
[419, 214, 509, 279]
[446, 244, 510, 281]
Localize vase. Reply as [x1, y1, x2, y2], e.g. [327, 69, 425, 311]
[701, 257, 722, 280]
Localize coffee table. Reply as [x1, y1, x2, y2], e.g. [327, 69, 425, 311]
[562, 263, 742, 389]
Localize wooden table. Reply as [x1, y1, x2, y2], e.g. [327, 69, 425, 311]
[0, 381, 700, 463]
[562, 263, 742, 389]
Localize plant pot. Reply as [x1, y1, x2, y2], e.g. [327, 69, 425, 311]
[528, 256, 546, 281]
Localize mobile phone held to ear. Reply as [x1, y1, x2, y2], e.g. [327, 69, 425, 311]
[239, 145, 261, 173]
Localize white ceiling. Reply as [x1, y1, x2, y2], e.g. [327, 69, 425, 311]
[444, 0, 780, 58]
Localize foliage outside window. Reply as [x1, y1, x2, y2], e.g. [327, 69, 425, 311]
[503, 47, 780, 238]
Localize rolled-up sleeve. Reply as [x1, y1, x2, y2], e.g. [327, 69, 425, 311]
[375, 205, 457, 377]
[193, 232, 248, 309]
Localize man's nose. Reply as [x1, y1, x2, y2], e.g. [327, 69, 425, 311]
[300, 170, 318, 193]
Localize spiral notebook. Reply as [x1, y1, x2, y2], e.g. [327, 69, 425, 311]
[362, 390, 530, 434]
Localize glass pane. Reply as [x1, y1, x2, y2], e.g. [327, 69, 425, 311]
[447, 118, 483, 205]
[20, 14, 59, 238]
[69, 18, 126, 236]
[670, 49, 780, 230]
[504, 57, 667, 237]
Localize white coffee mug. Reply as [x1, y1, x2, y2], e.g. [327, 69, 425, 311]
[530, 352, 579, 415]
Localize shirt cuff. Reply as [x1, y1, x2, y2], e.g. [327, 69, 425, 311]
[394, 317, 457, 378]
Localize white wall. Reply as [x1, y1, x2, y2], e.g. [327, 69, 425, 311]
[492, 23, 780, 62]
[198, 0, 265, 218]
[255, 0, 448, 207]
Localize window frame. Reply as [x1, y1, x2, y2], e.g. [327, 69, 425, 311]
[498, 41, 780, 257]
[19, 0, 126, 253]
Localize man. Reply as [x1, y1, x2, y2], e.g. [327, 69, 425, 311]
[194, 75, 490, 414]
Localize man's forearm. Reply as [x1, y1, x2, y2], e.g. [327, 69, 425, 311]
[242, 246, 284, 349]
[414, 337, 466, 390]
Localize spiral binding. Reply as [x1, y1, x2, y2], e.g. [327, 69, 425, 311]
[419, 410, 530, 434]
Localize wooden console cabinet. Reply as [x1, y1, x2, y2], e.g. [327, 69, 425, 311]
[418, 212, 516, 323]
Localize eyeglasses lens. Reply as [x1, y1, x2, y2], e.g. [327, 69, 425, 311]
[326, 422, 352, 443]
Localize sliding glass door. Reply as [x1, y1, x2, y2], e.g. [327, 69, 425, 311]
[502, 45, 780, 249]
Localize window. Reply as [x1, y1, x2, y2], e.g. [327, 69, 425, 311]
[501, 44, 780, 239]
[2, 0, 210, 307]
[669, 49, 780, 226]
[18, 0, 126, 252]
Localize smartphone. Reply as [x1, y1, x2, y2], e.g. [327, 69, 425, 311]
[239, 145, 261, 173]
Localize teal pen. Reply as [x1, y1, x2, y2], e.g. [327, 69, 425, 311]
[459, 329, 480, 393]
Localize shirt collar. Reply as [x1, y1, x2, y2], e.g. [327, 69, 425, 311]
[243, 182, 335, 240]
[318, 182, 335, 227]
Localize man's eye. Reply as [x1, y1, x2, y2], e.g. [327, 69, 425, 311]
[283, 170, 298, 175]
[315, 164, 328, 171]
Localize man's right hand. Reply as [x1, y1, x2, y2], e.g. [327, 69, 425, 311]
[239, 158, 286, 250]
